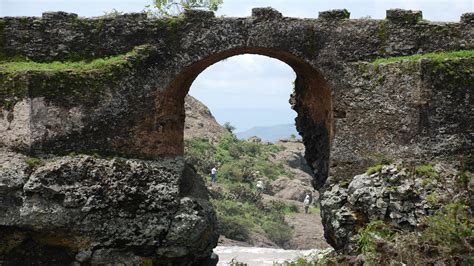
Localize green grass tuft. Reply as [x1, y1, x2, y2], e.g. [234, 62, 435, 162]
[415, 164, 438, 178]
[24, 156, 43, 168]
[366, 164, 383, 175]
[372, 50, 474, 65]
[0, 54, 130, 73]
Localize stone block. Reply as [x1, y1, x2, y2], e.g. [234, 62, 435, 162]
[318, 9, 350, 20]
[184, 9, 215, 20]
[119, 12, 148, 20]
[42, 11, 78, 21]
[251, 7, 283, 20]
[386, 9, 422, 24]
[461, 12, 474, 24]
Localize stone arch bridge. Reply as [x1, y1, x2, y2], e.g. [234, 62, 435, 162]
[0, 7, 472, 264]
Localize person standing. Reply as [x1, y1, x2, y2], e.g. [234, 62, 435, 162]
[210, 166, 218, 185]
[256, 180, 265, 194]
[303, 194, 311, 214]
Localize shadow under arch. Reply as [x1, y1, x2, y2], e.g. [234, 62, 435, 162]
[165, 47, 333, 189]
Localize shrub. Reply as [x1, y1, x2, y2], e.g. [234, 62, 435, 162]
[425, 192, 438, 204]
[353, 201, 473, 264]
[226, 184, 262, 205]
[184, 138, 217, 175]
[357, 220, 397, 254]
[223, 122, 236, 133]
[218, 215, 251, 241]
[24, 157, 43, 168]
[457, 170, 471, 190]
[366, 154, 394, 175]
[211, 197, 294, 246]
[254, 161, 287, 181]
[421, 201, 473, 254]
[262, 220, 293, 246]
[265, 143, 285, 153]
[366, 164, 383, 175]
[219, 159, 257, 182]
[415, 164, 438, 178]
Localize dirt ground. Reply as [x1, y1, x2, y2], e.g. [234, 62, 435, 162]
[283, 212, 330, 250]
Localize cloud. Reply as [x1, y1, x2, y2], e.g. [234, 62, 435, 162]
[190, 54, 295, 110]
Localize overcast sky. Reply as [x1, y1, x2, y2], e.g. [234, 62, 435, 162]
[1, 0, 472, 131]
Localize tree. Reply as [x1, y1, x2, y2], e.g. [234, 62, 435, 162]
[223, 122, 236, 133]
[149, 0, 223, 16]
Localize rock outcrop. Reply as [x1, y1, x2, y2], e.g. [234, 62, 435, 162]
[268, 139, 317, 201]
[184, 95, 227, 140]
[320, 162, 470, 251]
[0, 149, 218, 265]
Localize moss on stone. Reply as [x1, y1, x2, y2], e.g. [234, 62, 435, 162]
[415, 164, 438, 178]
[377, 20, 387, 56]
[0, 19, 5, 61]
[0, 52, 129, 72]
[0, 44, 155, 109]
[366, 164, 383, 175]
[372, 50, 474, 65]
[24, 156, 43, 168]
[0, 73, 29, 110]
[163, 15, 186, 49]
[429, 58, 473, 90]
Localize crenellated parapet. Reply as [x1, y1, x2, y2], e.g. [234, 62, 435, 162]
[0, 8, 472, 62]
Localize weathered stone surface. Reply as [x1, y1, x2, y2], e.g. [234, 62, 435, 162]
[386, 9, 422, 24]
[461, 12, 474, 24]
[330, 59, 473, 179]
[251, 7, 283, 20]
[0, 150, 217, 265]
[0, 9, 472, 184]
[320, 162, 466, 251]
[318, 9, 350, 20]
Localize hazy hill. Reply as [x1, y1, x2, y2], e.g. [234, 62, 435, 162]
[236, 124, 301, 142]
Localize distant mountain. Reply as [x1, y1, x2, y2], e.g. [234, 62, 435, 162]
[236, 124, 301, 142]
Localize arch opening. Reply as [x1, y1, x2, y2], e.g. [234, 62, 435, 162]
[163, 47, 333, 189]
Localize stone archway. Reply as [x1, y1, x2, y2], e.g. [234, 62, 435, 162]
[162, 48, 333, 189]
[1, 7, 471, 264]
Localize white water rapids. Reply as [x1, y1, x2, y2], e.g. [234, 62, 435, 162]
[214, 246, 332, 266]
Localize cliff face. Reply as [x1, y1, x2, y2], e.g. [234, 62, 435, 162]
[184, 95, 227, 140]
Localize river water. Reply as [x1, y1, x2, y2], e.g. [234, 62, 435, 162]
[214, 246, 331, 266]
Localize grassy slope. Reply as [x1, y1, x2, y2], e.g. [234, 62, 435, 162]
[185, 133, 299, 246]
